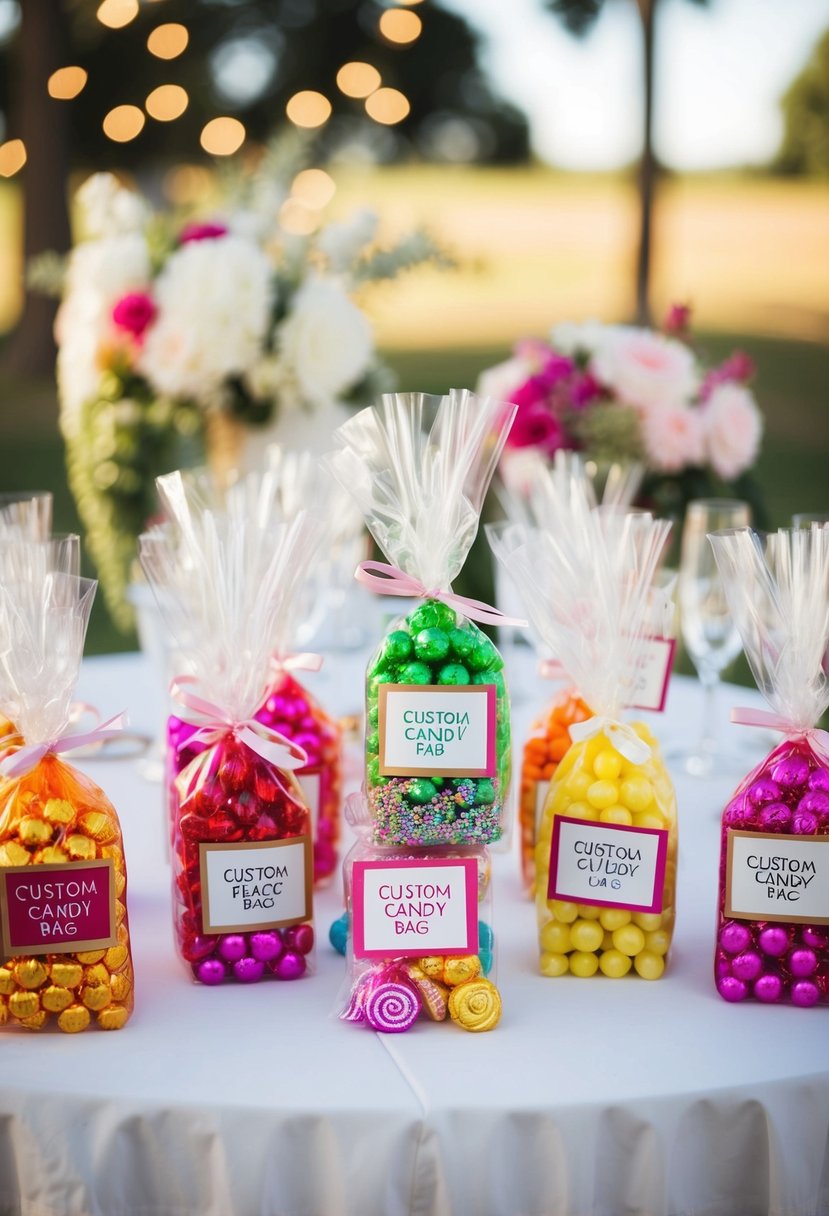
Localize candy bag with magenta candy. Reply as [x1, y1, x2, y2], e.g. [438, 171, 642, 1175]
[141, 478, 318, 985]
[160, 464, 344, 886]
[327, 389, 522, 848]
[710, 524, 829, 1007]
[492, 481, 677, 980]
[337, 794, 501, 1033]
[0, 556, 133, 1033]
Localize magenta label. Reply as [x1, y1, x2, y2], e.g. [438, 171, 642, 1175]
[351, 857, 479, 959]
[0, 860, 117, 956]
[548, 816, 669, 913]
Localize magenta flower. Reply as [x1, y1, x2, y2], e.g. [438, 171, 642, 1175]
[538, 353, 575, 390]
[507, 403, 566, 454]
[179, 221, 229, 244]
[663, 303, 692, 337]
[701, 350, 756, 401]
[111, 291, 157, 340]
[569, 371, 602, 410]
[511, 375, 550, 410]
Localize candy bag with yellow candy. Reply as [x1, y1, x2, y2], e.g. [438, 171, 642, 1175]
[491, 467, 677, 980]
[337, 797, 502, 1033]
[0, 562, 133, 1033]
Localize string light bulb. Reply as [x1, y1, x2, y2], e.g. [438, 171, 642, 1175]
[146, 85, 189, 122]
[200, 117, 246, 156]
[336, 62, 381, 99]
[102, 105, 145, 142]
[96, 0, 139, 30]
[147, 24, 189, 60]
[379, 10, 422, 44]
[0, 140, 26, 178]
[285, 91, 332, 129]
[47, 67, 88, 100]
[365, 88, 410, 125]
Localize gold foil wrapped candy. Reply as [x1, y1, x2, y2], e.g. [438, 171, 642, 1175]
[447, 978, 502, 1033]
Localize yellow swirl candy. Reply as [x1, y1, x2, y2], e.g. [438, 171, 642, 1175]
[448, 978, 502, 1032]
[442, 956, 482, 987]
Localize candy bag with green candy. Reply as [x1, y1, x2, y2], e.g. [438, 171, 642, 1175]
[327, 389, 522, 846]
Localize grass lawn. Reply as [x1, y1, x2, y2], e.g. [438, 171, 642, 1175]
[0, 330, 826, 668]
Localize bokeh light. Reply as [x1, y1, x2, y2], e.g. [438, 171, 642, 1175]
[379, 10, 422, 44]
[279, 199, 319, 236]
[96, 0, 139, 30]
[285, 91, 332, 129]
[0, 140, 26, 178]
[47, 67, 88, 101]
[147, 24, 189, 60]
[146, 85, 189, 122]
[336, 62, 382, 100]
[102, 105, 145, 142]
[365, 88, 410, 125]
[291, 168, 336, 209]
[200, 116, 246, 156]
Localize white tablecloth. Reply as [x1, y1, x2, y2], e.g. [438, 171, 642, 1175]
[1, 649, 827, 1216]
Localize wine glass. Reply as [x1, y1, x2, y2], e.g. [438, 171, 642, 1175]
[676, 498, 751, 776]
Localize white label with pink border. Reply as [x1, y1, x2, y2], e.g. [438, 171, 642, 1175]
[726, 832, 829, 923]
[627, 636, 675, 713]
[351, 858, 479, 959]
[379, 685, 496, 776]
[548, 816, 669, 912]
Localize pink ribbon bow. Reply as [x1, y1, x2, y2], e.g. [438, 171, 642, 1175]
[0, 711, 129, 780]
[170, 677, 308, 773]
[731, 707, 829, 763]
[355, 560, 527, 629]
[270, 651, 324, 676]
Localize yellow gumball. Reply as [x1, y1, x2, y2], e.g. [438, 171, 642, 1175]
[599, 806, 633, 826]
[587, 780, 618, 810]
[566, 771, 593, 800]
[540, 952, 569, 977]
[612, 924, 646, 957]
[569, 919, 604, 952]
[633, 811, 665, 830]
[599, 949, 632, 978]
[593, 749, 622, 781]
[569, 951, 600, 978]
[549, 900, 579, 924]
[644, 929, 671, 956]
[540, 921, 572, 954]
[632, 912, 663, 932]
[576, 904, 601, 920]
[620, 776, 653, 812]
[634, 950, 665, 980]
[599, 907, 631, 931]
[566, 800, 599, 822]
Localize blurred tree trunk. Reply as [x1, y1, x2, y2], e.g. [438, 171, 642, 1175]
[4, 0, 70, 376]
[635, 0, 656, 326]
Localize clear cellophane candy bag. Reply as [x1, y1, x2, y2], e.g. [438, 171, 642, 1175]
[519, 685, 591, 896]
[160, 465, 344, 886]
[337, 796, 501, 1033]
[0, 550, 133, 1033]
[492, 483, 677, 980]
[0, 494, 53, 743]
[327, 390, 519, 847]
[140, 474, 319, 984]
[710, 525, 829, 1007]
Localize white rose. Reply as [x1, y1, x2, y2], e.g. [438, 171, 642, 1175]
[550, 319, 611, 358]
[139, 235, 273, 401]
[590, 326, 699, 411]
[278, 276, 373, 406]
[76, 173, 148, 238]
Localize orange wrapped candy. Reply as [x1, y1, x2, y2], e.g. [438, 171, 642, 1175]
[0, 756, 133, 1033]
[519, 688, 590, 895]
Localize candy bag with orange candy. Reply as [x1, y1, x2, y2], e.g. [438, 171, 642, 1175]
[519, 685, 591, 896]
[0, 564, 133, 1033]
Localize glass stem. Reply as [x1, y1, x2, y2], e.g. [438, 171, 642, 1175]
[698, 670, 719, 755]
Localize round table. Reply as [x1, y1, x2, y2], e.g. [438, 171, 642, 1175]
[1, 648, 826, 1216]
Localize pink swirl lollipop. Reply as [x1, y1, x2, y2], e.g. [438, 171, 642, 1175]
[364, 980, 421, 1033]
[339, 971, 374, 1023]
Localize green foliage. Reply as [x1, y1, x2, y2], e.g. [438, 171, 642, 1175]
[64, 374, 202, 631]
[776, 28, 829, 177]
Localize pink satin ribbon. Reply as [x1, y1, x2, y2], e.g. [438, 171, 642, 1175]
[170, 677, 308, 772]
[355, 560, 527, 629]
[0, 711, 129, 780]
[270, 651, 323, 676]
[731, 707, 829, 759]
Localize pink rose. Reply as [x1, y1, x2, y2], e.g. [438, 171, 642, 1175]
[507, 403, 566, 455]
[591, 327, 699, 411]
[511, 375, 551, 410]
[640, 402, 705, 472]
[702, 383, 763, 480]
[111, 291, 156, 340]
[569, 371, 601, 409]
[179, 221, 229, 244]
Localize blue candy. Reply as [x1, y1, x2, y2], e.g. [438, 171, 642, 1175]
[329, 911, 349, 956]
